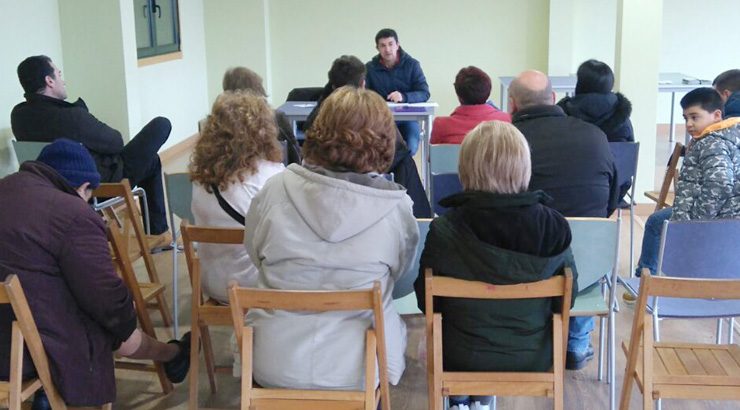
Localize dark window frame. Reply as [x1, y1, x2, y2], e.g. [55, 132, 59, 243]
[136, 0, 181, 59]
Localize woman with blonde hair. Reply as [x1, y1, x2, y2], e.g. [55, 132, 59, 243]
[244, 86, 419, 390]
[413, 121, 577, 410]
[190, 91, 284, 303]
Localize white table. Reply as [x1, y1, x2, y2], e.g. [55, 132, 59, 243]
[498, 72, 707, 143]
[276, 101, 437, 193]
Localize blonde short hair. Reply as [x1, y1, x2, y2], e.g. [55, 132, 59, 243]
[458, 121, 531, 194]
[222, 67, 267, 96]
[303, 86, 395, 173]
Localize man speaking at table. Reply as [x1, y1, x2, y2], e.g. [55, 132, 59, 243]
[366, 28, 430, 156]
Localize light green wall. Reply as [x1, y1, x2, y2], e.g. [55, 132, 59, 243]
[204, 0, 270, 106]
[265, 0, 550, 116]
[0, 1, 64, 177]
[58, 0, 131, 138]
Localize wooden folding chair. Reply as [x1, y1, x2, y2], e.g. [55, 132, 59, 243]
[620, 273, 740, 409]
[228, 282, 391, 410]
[94, 179, 172, 328]
[0, 275, 67, 410]
[107, 221, 173, 394]
[644, 142, 683, 211]
[425, 268, 573, 410]
[180, 221, 244, 410]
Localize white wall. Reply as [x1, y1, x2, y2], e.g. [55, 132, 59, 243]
[131, 0, 209, 150]
[0, 1, 64, 176]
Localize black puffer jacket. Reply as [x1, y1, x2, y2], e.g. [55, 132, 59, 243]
[414, 190, 577, 372]
[558, 92, 634, 142]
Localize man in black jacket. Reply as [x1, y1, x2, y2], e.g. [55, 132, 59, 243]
[509, 70, 619, 371]
[11, 55, 171, 246]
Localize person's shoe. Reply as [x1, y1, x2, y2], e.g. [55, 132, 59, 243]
[147, 231, 174, 253]
[566, 345, 594, 370]
[31, 389, 51, 410]
[622, 290, 637, 304]
[164, 331, 191, 383]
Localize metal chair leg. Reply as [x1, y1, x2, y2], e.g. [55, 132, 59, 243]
[598, 315, 606, 381]
[717, 318, 724, 344]
[730, 318, 735, 344]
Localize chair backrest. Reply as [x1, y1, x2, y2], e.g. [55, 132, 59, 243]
[106, 220, 157, 332]
[0, 275, 66, 409]
[285, 87, 324, 102]
[228, 282, 390, 410]
[93, 179, 161, 282]
[432, 173, 462, 216]
[393, 218, 432, 299]
[655, 142, 684, 211]
[164, 172, 194, 223]
[429, 144, 461, 175]
[180, 221, 244, 309]
[11, 140, 48, 165]
[423, 268, 573, 409]
[567, 218, 620, 291]
[658, 219, 740, 280]
[608, 141, 640, 194]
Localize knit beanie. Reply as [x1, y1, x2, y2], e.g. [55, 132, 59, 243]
[36, 138, 101, 189]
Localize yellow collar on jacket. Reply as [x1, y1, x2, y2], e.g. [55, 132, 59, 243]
[696, 117, 740, 139]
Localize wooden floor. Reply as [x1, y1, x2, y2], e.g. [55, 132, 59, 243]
[109, 128, 740, 409]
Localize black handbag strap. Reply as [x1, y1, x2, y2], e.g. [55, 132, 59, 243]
[211, 184, 245, 226]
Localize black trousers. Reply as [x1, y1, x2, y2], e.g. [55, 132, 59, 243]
[121, 117, 171, 235]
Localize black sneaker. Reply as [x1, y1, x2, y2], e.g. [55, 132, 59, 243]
[566, 345, 595, 370]
[31, 389, 51, 410]
[164, 331, 191, 383]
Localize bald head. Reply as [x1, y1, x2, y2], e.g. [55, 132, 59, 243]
[508, 70, 554, 112]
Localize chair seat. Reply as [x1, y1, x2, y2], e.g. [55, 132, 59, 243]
[622, 341, 740, 401]
[571, 284, 608, 317]
[623, 278, 740, 318]
[198, 298, 232, 326]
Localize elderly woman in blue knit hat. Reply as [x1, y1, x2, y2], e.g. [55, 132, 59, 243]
[0, 139, 190, 409]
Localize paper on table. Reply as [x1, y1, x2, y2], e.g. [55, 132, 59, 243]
[293, 103, 316, 108]
[387, 102, 439, 108]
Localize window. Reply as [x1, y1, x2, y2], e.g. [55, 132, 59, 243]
[134, 0, 180, 59]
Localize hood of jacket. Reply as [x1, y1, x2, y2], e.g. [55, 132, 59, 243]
[725, 91, 740, 119]
[697, 118, 740, 144]
[557, 92, 632, 129]
[282, 164, 409, 242]
[18, 160, 82, 198]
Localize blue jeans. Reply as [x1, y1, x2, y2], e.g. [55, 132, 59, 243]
[396, 121, 420, 156]
[568, 316, 594, 353]
[635, 207, 673, 276]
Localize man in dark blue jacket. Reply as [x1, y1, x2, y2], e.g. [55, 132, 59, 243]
[366, 28, 430, 156]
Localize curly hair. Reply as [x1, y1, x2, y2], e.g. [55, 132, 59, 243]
[222, 67, 267, 96]
[190, 91, 282, 191]
[303, 86, 395, 173]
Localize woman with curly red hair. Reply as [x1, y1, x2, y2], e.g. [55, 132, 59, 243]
[244, 86, 419, 390]
[190, 91, 284, 303]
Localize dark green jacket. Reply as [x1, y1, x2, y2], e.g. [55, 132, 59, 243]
[414, 191, 577, 372]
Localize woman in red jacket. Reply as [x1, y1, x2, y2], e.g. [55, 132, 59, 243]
[431, 66, 511, 144]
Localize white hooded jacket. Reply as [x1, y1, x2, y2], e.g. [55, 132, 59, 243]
[244, 163, 419, 389]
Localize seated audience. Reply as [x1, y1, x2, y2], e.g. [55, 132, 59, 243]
[190, 91, 285, 303]
[714, 69, 740, 115]
[222, 66, 301, 164]
[634, 87, 740, 277]
[305, 54, 431, 217]
[557, 59, 634, 142]
[244, 86, 419, 390]
[414, 121, 577, 410]
[0, 139, 189, 409]
[431, 66, 511, 144]
[11, 55, 172, 248]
